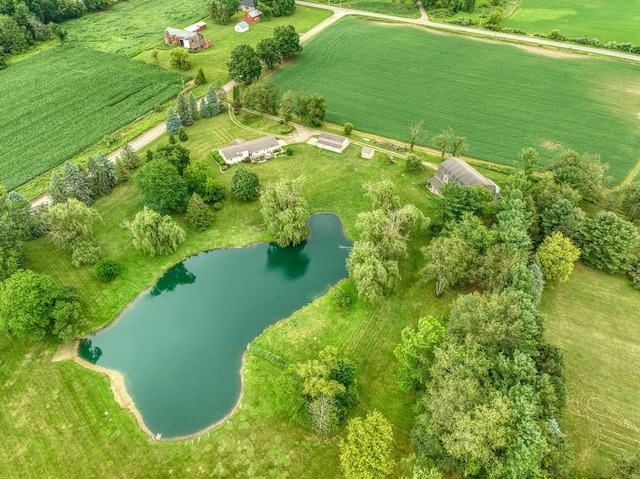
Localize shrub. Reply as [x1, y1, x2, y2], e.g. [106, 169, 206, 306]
[231, 166, 260, 201]
[212, 150, 226, 166]
[178, 128, 188, 142]
[169, 48, 192, 70]
[212, 202, 223, 211]
[186, 193, 213, 232]
[548, 29, 566, 41]
[343, 122, 354, 136]
[332, 282, 356, 310]
[194, 67, 207, 86]
[630, 263, 640, 290]
[285, 147, 293, 156]
[95, 259, 122, 282]
[405, 154, 424, 173]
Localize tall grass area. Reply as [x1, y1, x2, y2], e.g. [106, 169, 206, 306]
[270, 18, 640, 184]
[0, 47, 183, 191]
[505, 0, 640, 46]
[540, 265, 640, 475]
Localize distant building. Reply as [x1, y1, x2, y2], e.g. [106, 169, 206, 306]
[245, 9, 263, 23]
[361, 146, 374, 159]
[164, 28, 210, 50]
[317, 132, 350, 154]
[184, 21, 206, 33]
[240, 0, 256, 11]
[427, 157, 500, 197]
[234, 21, 249, 33]
[218, 136, 280, 164]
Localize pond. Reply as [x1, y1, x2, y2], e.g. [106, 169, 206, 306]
[78, 213, 351, 438]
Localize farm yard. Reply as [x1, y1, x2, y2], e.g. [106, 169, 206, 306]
[0, 47, 184, 191]
[505, 0, 640, 46]
[270, 17, 640, 184]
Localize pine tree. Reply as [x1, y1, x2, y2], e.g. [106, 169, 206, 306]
[116, 158, 129, 183]
[206, 85, 220, 116]
[62, 162, 93, 206]
[119, 143, 140, 170]
[194, 67, 207, 86]
[200, 97, 212, 118]
[95, 153, 118, 195]
[176, 93, 193, 126]
[189, 92, 199, 121]
[166, 107, 182, 135]
[186, 193, 213, 232]
[49, 171, 69, 204]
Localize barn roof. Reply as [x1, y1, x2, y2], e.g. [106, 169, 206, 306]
[247, 9, 262, 18]
[165, 27, 199, 40]
[318, 132, 348, 148]
[436, 157, 496, 188]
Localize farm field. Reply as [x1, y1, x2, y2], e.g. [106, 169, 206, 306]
[270, 18, 640, 184]
[303, 0, 420, 18]
[0, 47, 184, 191]
[540, 265, 640, 475]
[505, 0, 640, 46]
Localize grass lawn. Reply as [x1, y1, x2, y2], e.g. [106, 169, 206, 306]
[303, 0, 420, 18]
[505, 0, 640, 46]
[540, 265, 640, 475]
[269, 17, 640, 185]
[3, 110, 454, 477]
[0, 46, 183, 191]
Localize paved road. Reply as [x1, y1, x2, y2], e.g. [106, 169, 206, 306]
[296, 0, 640, 63]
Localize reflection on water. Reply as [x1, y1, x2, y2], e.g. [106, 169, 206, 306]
[78, 339, 102, 364]
[266, 242, 310, 279]
[150, 263, 196, 297]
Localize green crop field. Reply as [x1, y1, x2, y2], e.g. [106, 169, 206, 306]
[270, 18, 640, 184]
[505, 0, 640, 46]
[541, 265, 640, 475]
[0, 47, 183, 191]
[303, 0, 420, 18]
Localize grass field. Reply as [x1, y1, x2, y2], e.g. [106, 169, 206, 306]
[0, 47, 183, 191]
[303, 0, 420, 18]
[505, 0, 640, 46]
[540, 265, 640, 475]
[269, 18, 640, 184]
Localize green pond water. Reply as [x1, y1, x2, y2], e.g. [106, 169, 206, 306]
[79, 213, 351, 438]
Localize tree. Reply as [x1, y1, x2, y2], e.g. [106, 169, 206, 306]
[242, 78, 280, 115]
[442, 212, 496, 255]
[186, 193, 213, 232]
[437, 182, 494, 223]
[227, 44, 262, 85]
[347, 241, 400, 304]
[408, 119, 424, 152]
[86, 152, 117, 197]
[0, 14, 31, 54]
[618, 183, 640, 222]
[431, 128, 453, 160]
[256, 37, 281, 69]
[505, 261, 544, 307]
[166, 107, 182, 135]
[540, 198, 586, 240]
[260, 0, 295, 16]
[578, 211, 639, 274]
[394, 316, 445, 391]
[194, 67, 207, 86]
[536, 232, 580, 284]
[175, 92, 193, 127]
[405, 154, 424, 173]
[210, 0, 240, 24]
[532, 172, 582, 213]
[118, 143, 141, 170]
[273, 24, 301, 59]
[50, 285, 83, 342]
[305, 94, 326, 126]
[547, 149, 607, 202]
[189, 92, 199, 121]
[230, 166, 260, 201]
[206, 84, 221, 116]
[260, 176, 309, 247]
[41, 198, 103, 266]
[0, 188, 38, 280]
[519, 146, 539, 178]
[363, 178, 400, 212]
[343, 122, 354, 136]
[62, 161, 93, 206]
[129, 207, 186, 256]
[476, 243, 528, 293]
[49, 171, 69, 204]
[95, 258, 122, 282]
[169, 47, 191, 70]
[154, 143, 191, 175]
[485, 6, 504, 28]
[50, 24, 68, 45]
[134, 159, 189, 213]
[0, 270, 60, 342]
[420, 237, 476, 295]
[340, 410, 395, 479]
[494, 191, 533, 254]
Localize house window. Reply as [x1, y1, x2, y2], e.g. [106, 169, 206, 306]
[443, 174, 449, 183]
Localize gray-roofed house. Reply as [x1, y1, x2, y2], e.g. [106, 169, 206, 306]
[218, 136, 280, 164]
[317, 132, 350, 154]
[361, 146, 374, 159]
[164, 28, 210, 50]
[240, 0, 256, 10]
[428, 157, 500, 197]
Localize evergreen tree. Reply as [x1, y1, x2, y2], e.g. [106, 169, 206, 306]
[189, 92, 199, 121]
[49, 171, 69, 204]
[119, 143, 140, 170]
[206, 84, 221, 116]
[62, 161, 93, 206]
[87, 152, 117, 196]
[115, 158, 129, 183]
[186, 193, 213, 232]
[200, 97, 212, 118]
[176, 92, 193, 126]
[166, 107, 182, 135]
[194, 67, 207, 86]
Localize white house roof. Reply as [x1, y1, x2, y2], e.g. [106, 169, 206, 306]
[218, 136, 279, 159]
[361, 146, 374, 156]
[165, 27, 199, 40]
[235, 21, 249, 31]
[318, 132, 348, 148]
[184, 21, 206, 32]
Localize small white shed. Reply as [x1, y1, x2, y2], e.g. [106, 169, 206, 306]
[234, 21, 249, 33]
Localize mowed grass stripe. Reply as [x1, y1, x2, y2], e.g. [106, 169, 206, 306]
[505, 0, 640, 46]
[271, 18, 640, 183]
[0, 47, 183, 190]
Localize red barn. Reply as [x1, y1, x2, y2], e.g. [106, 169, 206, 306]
[245, 9, 262, 23]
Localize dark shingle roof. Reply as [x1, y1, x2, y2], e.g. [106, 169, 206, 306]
[318, 132, 348, 148]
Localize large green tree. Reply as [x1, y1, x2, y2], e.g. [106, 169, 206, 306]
[129, 207, 186, 256]
[540, 198, 586, 240]
[185, 193, 213, 232]
[210, 0, 239, 24]
[242, 78, 280, 115]
[256, 37, 281, 69]
[339, 410, 395, 479]
[618, 183, 640, 223]
[260, 176, 309, 247]
[346, 241, 400, 304]
[134, 159, 189, 214]
[305, 94, 326, 127]
[230, 166, 260, 201]
[547, 149, 607, 202]
[62, 161, 93, 206]
[0, 188, 38, 280]
[154, 143, 191, 176]
[273, 24, 301, 59]
[86, 152, 117, 197]
[420, 236, 476, 295]
[227, 44, 262, 85]
[536, 232, 581, 284]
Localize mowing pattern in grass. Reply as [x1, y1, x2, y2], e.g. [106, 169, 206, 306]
[540, 265, 640, 475]
[0, 47, 183, 190]
[505, 0, 640, 46]
[63, 0, 209, 57]
[270, 18, 640, 184]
